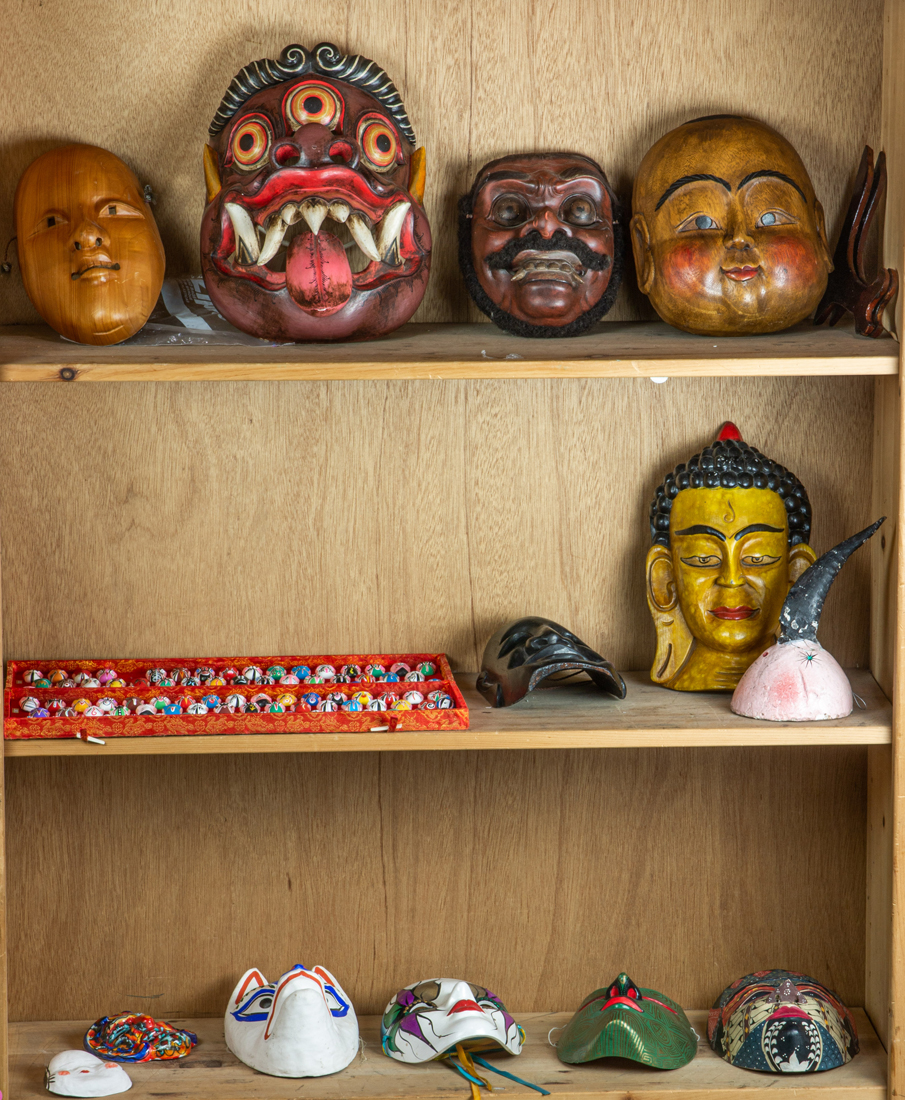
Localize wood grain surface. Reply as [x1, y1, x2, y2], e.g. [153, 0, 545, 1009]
[8, 1009, 887, 1100]
[3, 670, 892, 756]
[0, 322, 896, 382]
[0, 376, 875, 673]
[6, 745, 868, 1022]
[0, 0, 884, 327]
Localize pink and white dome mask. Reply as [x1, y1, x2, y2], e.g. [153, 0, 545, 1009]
[224, 963, 359, 1077]
[731, 518, 884, 722]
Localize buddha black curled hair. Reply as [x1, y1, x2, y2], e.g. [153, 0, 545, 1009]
[209, 42, 416, 145]
[457, 154, 624, 339]
[650, 437, 811, 548]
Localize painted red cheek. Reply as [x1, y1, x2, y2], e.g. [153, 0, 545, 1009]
[660, 241, 717, 294]
[761, 235, 820, 289]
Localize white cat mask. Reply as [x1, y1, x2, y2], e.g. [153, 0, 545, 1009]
[45, 1050, 132, 1096]
[225, 963, 359, 1077]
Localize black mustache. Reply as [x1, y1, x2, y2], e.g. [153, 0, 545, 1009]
[485, 230, 610, 272]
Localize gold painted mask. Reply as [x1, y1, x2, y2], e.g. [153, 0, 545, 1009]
[646, 426, 816, 691]
[15, 144, 165, 345]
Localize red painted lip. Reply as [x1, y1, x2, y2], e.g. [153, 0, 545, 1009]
[710, 606, 757, 620]
[448, 1000, 483, 1014]
[600, 996, 643, 1012]
[722, 266, 760, 281]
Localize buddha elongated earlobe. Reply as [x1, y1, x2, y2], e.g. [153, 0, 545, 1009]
[646, 545, 693, 686]
[647, 546, 677, 611]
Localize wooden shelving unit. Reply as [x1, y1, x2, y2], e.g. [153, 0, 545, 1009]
[1, 2, 903, 1099]
[0, 321, 896, 382]
[8, 1010, 888, 1100]
[4, 671, 892, 755]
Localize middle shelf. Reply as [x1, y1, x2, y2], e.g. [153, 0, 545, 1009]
[4, 669, 890, 756]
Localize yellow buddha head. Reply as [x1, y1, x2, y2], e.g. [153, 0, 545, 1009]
[646, 425, 816, 691]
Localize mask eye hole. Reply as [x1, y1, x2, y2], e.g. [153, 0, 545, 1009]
[285, 81, 343, 131]
[490, 194, 529, 228]
[230, 116, 273, 171]
[358, 116, 400, 171]
[232, 987, 276, 1021]
[561, 195, 599, 226]
[34, 212, 69, 236]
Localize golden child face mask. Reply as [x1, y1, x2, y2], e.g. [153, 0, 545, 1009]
[15, 144, 165, 345]
[631, 116, 832, 336]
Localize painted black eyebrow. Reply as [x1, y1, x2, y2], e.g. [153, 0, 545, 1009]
[733, 523, 785, 540]
[655, 174, 730, 210]
[474, 170, 533, 194]
[673, 524, 726, 540]
[737, 170, 807, 202]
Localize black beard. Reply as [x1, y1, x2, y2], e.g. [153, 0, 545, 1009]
[457, 195, 624, 339]
[485, 228, 611, 273]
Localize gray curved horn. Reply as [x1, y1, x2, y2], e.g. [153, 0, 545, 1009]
[778, 517, 885, 643]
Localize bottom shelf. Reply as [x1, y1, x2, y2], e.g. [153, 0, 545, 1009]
[11, 1009, 885, 1099]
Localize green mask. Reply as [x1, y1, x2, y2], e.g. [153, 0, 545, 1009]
[557, 973, 697, 1069]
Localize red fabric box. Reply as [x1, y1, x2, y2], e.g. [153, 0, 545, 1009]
[4, 654, 468, 739]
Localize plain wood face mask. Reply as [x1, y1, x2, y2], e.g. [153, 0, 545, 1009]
[225, 963, 359, 1077]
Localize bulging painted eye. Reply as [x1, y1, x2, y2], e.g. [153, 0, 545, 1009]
[561, 195, 599, 226]
[286, 82, 343, 131]
[757, 209, 794, 227]
[490, 194, 529, 227]
[678, 213, 721, 232]
[358, 117, 399, 170]
[231, 116, 272, 170]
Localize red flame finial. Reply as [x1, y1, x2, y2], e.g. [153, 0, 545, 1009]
[718, 422, 742, 441]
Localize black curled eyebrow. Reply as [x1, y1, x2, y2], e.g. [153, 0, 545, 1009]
[655, 174, 730, 210]
[673, 524, 726, 541]
[737, 169, 806, 201]
[733, 523, 785, 541]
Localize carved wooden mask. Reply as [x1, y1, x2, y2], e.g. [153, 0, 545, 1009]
[631, 116, 832, 336]
[201, 43, 432, 342]
[15, 144, 165, 345]
[459, 152, 623, 337]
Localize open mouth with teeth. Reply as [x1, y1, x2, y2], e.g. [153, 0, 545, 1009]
[212, 167, 421, 316]
[509, 250, 585, 288]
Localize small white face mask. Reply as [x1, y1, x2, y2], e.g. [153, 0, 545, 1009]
[225, 964, 359, 1077]
[45, 1051, 132, 1096]
[381, 979, 523, 1062]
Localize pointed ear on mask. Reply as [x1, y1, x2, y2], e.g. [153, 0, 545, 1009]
[630, 213, 655, 294]
[409, 147, 426, 204]
[646, 544, 693, 685]
[204, 144, 221, 204]
[789, 542, 818, 584]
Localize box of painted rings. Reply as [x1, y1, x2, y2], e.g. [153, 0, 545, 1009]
[3, 654, 469, 738]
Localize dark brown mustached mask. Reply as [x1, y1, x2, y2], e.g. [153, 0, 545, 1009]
[459, 152, 623, 338]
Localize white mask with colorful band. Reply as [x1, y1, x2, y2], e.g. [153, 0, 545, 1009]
[225, 963, 359, 1078]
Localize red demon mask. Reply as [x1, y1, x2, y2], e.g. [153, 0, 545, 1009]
[201, 43, 431, 341]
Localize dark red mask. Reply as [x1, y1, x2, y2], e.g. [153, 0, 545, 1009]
[201, 43, 431, 341]
[459, 152, 623, 338]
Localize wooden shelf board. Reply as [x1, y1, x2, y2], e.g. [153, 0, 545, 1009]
[0, 321, 896, 382]
[4, 669, 890, 757]
[9, 1009, 885, 1100]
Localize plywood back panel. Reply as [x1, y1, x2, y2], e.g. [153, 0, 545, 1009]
[5, 745, 867, 1021]
[0, 0, 883, 325]
[0, 377, 874, 672]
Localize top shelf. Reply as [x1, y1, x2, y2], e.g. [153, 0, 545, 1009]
[0, 321, 897, 382]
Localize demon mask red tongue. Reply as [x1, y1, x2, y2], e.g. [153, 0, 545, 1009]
[285, 229, 353, 315]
